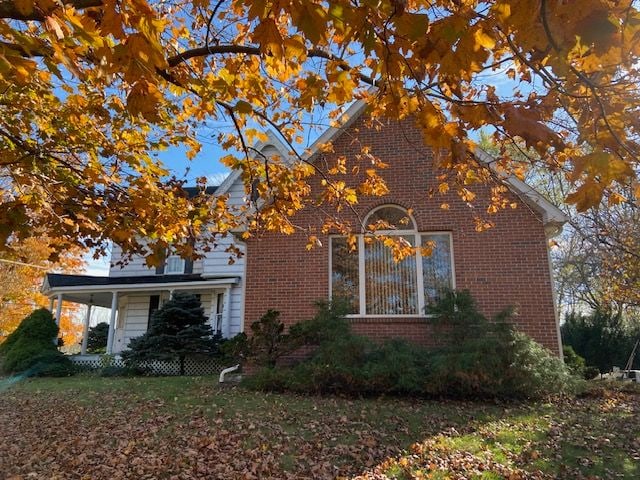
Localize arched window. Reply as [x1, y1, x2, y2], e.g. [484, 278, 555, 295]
[330, 205, 454, 316]
[365, 205, 416, 231]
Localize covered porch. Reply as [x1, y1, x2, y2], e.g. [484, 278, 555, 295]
[41, 273, 240, 355]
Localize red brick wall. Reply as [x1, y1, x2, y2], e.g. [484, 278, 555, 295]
[244, 116, 561, 355]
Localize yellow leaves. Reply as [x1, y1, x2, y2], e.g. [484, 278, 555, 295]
[464, 170, 482, 185]
[320, 180, 358, 208]
[566, 180, 605, 211]
[474, 217, 495, 232]
[0, 53, 37, 84]
[253, 18, 284, 57]
[473, 28, 495, 51]
[328, 156, 347, 175]
[305, 235, 322, 251]
[571, 150, 632, 184]
[459, 188, 476, 203]
[1, 0, 639, 264]
[290, 0, 328, 45]
[492, 2, 512, 22]
[284, 35, 307, 60]
[326, 65, 357, 104]
[567, 149, 635, 210]
[127, 79, 163, 121]
[359, 169, 389, 197]
[342, 185, 358, 206]
[608, 192, 626, 206]
[394, 13, 429, 41]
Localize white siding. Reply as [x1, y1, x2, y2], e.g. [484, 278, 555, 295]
[112, 290, 241, 354]
[113, 294, 150, 353]
[109, 244, 205, 277]
[107, 141, 286, 340]
[109, 244, 155, 277]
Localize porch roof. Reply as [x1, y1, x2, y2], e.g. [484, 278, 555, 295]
[42, 273, 240, 307]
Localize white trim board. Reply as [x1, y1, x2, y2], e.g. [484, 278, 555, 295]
[43, 278, 240, 296]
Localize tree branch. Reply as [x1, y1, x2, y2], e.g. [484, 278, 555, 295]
[0, 0, 102, 21]
[166, 44, 376, 86]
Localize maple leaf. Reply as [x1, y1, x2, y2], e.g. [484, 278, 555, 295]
[0, 0, 638, 264]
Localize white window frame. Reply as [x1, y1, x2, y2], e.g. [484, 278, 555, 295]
[165, 255, 186, 275]
[328, 205, 456, 318]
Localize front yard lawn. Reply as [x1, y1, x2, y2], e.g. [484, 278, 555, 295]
[0, 376, 638, 479]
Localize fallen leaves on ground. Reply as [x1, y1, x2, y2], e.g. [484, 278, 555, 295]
[0, 377, 638, 479]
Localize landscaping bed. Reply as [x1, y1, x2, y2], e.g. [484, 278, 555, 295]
[1, 377, 638, 479]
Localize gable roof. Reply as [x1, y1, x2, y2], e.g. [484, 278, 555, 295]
[215, 129, 293, 196]
[302, 98, 568, 233]
[183, 186, 218, 197]
[217, 98, 568, 233]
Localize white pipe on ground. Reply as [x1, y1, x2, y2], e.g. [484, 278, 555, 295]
[219, 364, 240, 383]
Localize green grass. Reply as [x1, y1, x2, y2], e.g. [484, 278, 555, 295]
[1, 376, 639, 479]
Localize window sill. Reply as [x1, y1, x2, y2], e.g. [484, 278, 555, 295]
[345, 315, 436, 324]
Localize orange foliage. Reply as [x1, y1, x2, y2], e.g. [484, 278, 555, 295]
[0, 1, 639, 263]
[0, 237, 85, 345]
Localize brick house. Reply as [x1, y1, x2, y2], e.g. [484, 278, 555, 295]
[243, 101, 566, 355]
[42, 100, 566, 357]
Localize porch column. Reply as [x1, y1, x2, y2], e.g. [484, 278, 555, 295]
[223, 286, 232, 337]
[54, 293, 63, 326]
[106, 291, 119, 355]
[48, 296, 54, 313]
[80, 302, 93, 355]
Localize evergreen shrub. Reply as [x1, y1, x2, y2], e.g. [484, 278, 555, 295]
[86, 322, 109, 353]
[122, 292, 222, 375]
[0, 308, 75, 376]
[244, 291, 580, 399]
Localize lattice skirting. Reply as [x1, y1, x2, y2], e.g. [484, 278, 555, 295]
[70, 355, 226, 376]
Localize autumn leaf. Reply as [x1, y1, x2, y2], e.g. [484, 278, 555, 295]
[127, 79, 163, 121]
[0, 0, 639, 264]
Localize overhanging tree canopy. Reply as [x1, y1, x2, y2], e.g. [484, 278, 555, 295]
[1, 0, 639, 262]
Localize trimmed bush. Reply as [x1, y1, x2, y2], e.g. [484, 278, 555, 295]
[563, 345, 586, 376]
[0, 308, 74, 376]
[424, 290, 579, 398]
[241, 300, 352, 368]
[28, 352, 76, 377]
[244, 291, 580, 399]
[218, 332, 249, 364]
[584, 366, 600, 380]
[246, 309, 289, 367]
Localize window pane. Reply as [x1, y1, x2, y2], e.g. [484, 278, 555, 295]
[367, 206, 414, 230]
[365, 236, 417, 315]
[331, 237, 359, 314]
[166, 256, 185, 274]
[421, 234, 453, 306]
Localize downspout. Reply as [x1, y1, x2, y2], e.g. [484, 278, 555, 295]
[219, 364, 240, 383]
